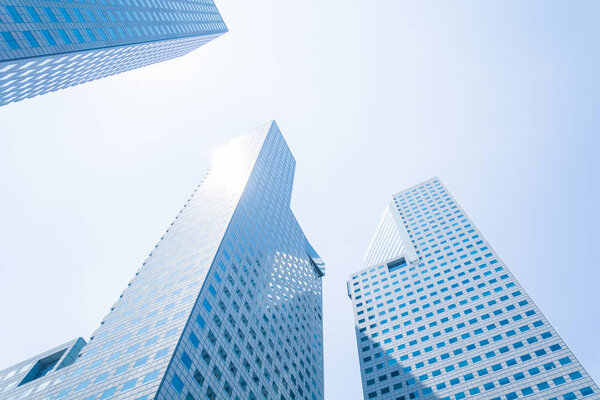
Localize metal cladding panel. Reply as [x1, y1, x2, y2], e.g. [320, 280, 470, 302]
[363, 205, 407, 269]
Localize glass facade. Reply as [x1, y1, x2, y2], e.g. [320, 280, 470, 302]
[348, 177, 598, 400]
[0, 121, 325, 400]
[0, 0, 226, 105]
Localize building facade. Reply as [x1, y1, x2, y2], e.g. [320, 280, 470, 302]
[0, 0, 226, 106]
[0, 121, 325, 400]
[348, 178, 598, 400]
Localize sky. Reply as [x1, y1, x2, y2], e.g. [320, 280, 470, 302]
[1, 1, 599, 399]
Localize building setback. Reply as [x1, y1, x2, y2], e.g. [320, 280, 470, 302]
[0, 0, 226, 106]
[348, 178, 598, 400]
[0, 121, 325, 400]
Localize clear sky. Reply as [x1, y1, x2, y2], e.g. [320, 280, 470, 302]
[0, 1, 599, 398]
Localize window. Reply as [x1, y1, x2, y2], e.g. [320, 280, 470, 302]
[122, 379, 137, 391]
[100, 387, 117, 399]
[193, 369, 204, 386]
[181, 352, 192, 369]
[134, 356, 148, 367]
[155, 348, 169, 359]
[171, 373, 184, 394]
[19, 348, 67, 385]
[581, 387, 594, 396]
[143, 370, 160, 383]
[537, 382, 550, 391]
[388, 258, 407, 273]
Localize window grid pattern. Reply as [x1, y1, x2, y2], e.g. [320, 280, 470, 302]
[0, 0, 226, 105]
[159, 122, 324, 400]
[348, 178, 598, 400]
[0, 121, 324, 400]
[0, 0, 225, 59]
[0, 34, 218, 106]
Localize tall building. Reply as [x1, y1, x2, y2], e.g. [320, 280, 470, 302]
[348, 178, 598, 400]
[0, 0, 226, 106]
[0, 121, 325, 400]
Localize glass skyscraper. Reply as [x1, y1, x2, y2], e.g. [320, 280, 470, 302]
[0, 121, 325, 400]
[0, 0, 226, 106]
[348, 178, 598, 400]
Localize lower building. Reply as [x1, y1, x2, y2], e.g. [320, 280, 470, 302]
[348, 177, 598, 400]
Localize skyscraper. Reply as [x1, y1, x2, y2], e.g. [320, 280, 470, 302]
[0, 121, 325, 400]
[348, 178, 598, 400]
[0, 0, 226, 106]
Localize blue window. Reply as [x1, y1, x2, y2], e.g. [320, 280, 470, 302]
[553, 377, 566, 385]
[514, 372, 525, 380]
[581, 387, 594, 396]
[544, 362, 556, 370]
[25, 7, 41, 22]
[189, 332, 200, 348]
[59, 8, 72, 22]
[559, 357, 572, 365]
[171, 373, 184, 394]
[114, 364, 128, 375]
[95, 372, 109, 383]
[1, 32, 20, 49]
[145, 336, 159, 346]
[388, 258, 407, 272]
[85, 28, 97, 41]
[5, 6, 23, 22]
[143, 370, 160, 383]
[100, 387, 117, 399]
[537, 382, 550, 390]
[56, 388, 72, 399]
[181, 351, 192, 369]
[134, 356, 148, 367]
[165, 328, 178, 338]
[155, 348, 169, 359]
[43, 8, 57, 22]
[58, 29, 71, 44]
[122, 379, 137, 391]
[75, 380, 91, 391]
[73, 8, 85, 21]
[469, 387, 480, 395]
[569, 371, 582, 380]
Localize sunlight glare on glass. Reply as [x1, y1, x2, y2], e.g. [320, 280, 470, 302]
[211, 142, 249, 194]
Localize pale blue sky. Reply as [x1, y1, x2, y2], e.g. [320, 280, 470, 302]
[0, 1, 599, 398]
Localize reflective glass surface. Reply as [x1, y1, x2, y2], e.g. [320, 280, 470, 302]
[0, 0, 226, 105]
[0, 121, 325, 400]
